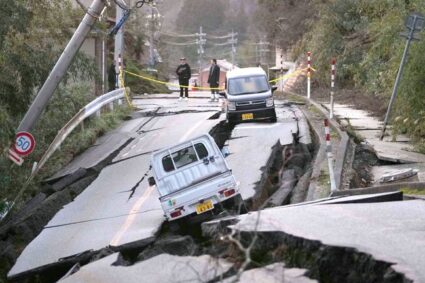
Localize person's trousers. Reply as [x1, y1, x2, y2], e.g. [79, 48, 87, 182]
[210, 83, 219, 99]
[179, 79, 189, 97]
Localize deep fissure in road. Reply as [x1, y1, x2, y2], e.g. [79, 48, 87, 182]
[4, 114, 317, 283]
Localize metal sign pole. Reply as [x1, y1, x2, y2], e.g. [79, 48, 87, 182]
[380, 14, 423, 140]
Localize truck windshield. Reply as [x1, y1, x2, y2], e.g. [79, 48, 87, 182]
[162, 143, 209, 172]
[228, 75, 269, 95]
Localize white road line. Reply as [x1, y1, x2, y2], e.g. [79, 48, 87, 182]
[110, 185, 155, 246]
[110, 117, 206, 246]
[179, 119, 205, 142]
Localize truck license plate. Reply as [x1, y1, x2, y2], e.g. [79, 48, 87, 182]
[242, 113, 253, 120]
[195, 200, 214, 214]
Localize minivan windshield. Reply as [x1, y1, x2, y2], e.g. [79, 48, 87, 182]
[228, 75, 269, 95]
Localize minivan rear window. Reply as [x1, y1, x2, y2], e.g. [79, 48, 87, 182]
[162, 143, 209, 172]
[228, 75, 269, 95]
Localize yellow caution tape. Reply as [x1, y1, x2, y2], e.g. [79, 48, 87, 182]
[125, 70, 224, 91]
[119, 67, 134, 108]
[125, 66, 315, 91]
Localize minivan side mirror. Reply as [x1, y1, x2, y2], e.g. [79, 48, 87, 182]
[218, 91, 226, 98]
[271, 86, 278, 92]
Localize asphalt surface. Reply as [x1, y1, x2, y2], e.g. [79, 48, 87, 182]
[227, 102, 311, 199]
[9, 92, 311, 278]
[60, 254, 232, 283]
[230, 196, 425, 283]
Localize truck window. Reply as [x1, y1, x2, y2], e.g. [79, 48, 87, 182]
[195, 143, 208, 159]
[161, 143, 209, 172]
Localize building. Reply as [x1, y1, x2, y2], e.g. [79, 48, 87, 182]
[71, 0, 108, 96]
[198, 60, 238, 89]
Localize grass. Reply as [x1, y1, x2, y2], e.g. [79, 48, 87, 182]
[0, 104, 131, 216]
[401, 188, 425, 196]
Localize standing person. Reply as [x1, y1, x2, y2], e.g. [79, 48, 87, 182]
[207, 59, 220, 102]
[176, 57, 191, 101]
[108, 63, 116, 91]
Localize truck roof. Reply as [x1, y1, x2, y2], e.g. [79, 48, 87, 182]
[151, 134, 214, 161]
[226, 67, 266, 79]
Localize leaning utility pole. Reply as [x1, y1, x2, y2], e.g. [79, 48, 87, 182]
[18, 0, 106, 133]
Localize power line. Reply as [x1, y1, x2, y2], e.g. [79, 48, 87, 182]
[160, 31, 198, 38]
[162, 40, 198, 46]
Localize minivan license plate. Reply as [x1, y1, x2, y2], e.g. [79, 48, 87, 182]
[242, 113, 253, 120]
[196, 200, 214, 214]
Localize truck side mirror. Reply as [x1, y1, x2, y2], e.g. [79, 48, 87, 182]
[148, 176, 156, 186]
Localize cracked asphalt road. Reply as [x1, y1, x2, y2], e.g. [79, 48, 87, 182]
[9, 92, 311, 279]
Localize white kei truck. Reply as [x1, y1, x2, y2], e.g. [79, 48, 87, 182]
[148, 134, 243, 222]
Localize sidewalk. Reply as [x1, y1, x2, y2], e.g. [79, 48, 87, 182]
[281, 61, 425, 186]
[325, 103, 425, 184]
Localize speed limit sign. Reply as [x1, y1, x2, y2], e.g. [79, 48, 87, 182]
[14, 132, 36, 156]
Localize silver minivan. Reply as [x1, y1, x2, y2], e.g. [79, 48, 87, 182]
[222, 67, 277, 123]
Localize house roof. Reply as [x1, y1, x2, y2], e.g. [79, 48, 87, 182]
[202, 59, 238, 72]
[226, 67, 266, 79]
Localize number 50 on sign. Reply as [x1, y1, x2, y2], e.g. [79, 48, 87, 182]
[14, 132, 36, 156]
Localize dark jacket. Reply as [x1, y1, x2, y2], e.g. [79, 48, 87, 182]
[176, 63, 191, 80]
[207, 64, 220, 86]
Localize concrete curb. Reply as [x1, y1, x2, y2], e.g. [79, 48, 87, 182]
[331, 182, 425, 197]
[298, 107, 326, 201]
[287, 93, 351, 192]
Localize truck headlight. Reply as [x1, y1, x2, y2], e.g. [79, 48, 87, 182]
[266, 98, 274, 107]
[227, 101, 236, 111]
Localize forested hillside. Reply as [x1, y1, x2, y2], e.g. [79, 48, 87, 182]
[257, 0, 425, 151]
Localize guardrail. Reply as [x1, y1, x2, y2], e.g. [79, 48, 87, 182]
[30, 88, 126, 178]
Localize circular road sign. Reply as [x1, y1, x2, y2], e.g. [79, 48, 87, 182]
[14, 132, 36, 156]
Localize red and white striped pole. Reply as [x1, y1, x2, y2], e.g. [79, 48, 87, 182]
[324, 119, 337, 192]
[330, 58, 336, 119]
[307, 51, 312, 99]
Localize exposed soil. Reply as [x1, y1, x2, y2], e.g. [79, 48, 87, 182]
[290, 71, 388, 119]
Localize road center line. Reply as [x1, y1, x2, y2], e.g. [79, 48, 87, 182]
[179, 119, 205, 142]
[110, 118, 206, 246]
[110, 185, 155, 247]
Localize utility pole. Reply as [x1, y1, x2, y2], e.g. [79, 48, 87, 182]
[18, 0, 106, 133]
[114, 3, 125, 88]
[147, 2, 159, 69]
[258, 39, 270, 77]
[197, 26, 206, 78]
[230, 30, 238, 68]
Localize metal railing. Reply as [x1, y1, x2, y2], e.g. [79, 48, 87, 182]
[1, 88, 129, 220]
[25, 88, 125, 183]
[31, 88, 126, 178]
